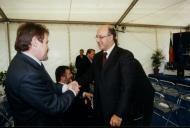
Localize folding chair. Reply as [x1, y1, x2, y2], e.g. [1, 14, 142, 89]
[159, 80, 180, 104]
[148, 77, 162, 92]
[175, 83, 190, 126]
[176, 83, 190, 95]
[152, 90, 179, 127]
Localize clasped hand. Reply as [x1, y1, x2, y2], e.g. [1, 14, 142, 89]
[67, 81, 80, 95]
[110, 114, 122, 127]
[83, 92, 93, 101]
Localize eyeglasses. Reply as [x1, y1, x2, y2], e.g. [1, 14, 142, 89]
[96, 34, 111, 39]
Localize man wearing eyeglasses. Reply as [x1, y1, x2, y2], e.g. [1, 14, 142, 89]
[77, 25, 154, 127]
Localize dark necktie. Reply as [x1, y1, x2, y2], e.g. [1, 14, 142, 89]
[41, 63, 48, 74]
[41, 63, 45, 70]
[102, 52, 107, 66]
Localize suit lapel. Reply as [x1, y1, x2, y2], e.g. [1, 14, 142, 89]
[18, 53, 41, 70]
[19, 53, 52, 80]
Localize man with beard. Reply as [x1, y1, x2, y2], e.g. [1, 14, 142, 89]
[5, 23, 80, 127]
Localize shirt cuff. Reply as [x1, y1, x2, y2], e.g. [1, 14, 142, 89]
[82, 92, 86, 98]
[62, 84, 68, 93]
[62, 84, 77, 96]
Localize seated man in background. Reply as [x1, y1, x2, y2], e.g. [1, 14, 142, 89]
[55, 65, 93, 126]
[55, 66, 73, 85]
[5, 22, 80, 127]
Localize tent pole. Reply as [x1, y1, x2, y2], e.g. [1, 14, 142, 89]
[67, 25, 72, 65]
[6, 22, 11, 63]
[6, 19, 186, 29]
[155, 28, 158, 50]
[116, 0, 139, 25]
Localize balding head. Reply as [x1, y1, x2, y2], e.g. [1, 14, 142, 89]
[96, 25, 117, 51]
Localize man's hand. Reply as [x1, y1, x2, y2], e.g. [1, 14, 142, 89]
[109, 114, 122, 127]
[83, 92, 93, 101]
[67, 81, 80, 95]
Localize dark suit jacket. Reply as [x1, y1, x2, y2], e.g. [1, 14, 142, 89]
[77, 46, 155, 125]
[75, 55, 89, 79]
[5, 52, 75, 127]
[79, 57, 92, 93]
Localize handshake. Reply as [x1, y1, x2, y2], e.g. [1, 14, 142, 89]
[66, 81, 80, 96]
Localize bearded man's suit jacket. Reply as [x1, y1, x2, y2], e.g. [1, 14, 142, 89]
[5, 52, 75, 126]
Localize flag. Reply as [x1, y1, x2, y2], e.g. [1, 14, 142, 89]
[169, 34, 174, 64]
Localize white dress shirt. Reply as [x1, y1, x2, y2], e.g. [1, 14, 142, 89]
[104, 43, 115, 59]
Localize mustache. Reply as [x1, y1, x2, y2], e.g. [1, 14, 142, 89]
[43, 56, 48, 61]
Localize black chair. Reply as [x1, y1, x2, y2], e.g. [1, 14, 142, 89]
[176, 83, 190, 96]
[148, 77, 162, 92]
[175, 83, 190, 126]
[159, 80, 180, 104]
[153, 91, 179, 127]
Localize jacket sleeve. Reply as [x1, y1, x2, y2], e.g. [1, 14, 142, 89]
[19, 72, 75, 116]
[52, 83, 63, 95]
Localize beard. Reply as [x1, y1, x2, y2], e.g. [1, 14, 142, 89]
[42, 55, 48, 61]
[42, 49, 49, 61]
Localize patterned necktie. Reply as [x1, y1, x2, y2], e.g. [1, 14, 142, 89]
[102, 52, 107, 66]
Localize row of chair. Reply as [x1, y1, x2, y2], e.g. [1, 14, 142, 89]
[148, 77, 190, 126]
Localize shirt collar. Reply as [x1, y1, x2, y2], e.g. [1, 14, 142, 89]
[22, 52, 42, 66]
[58, 82, 65, 85]
[87, 56, 93, 63]
[104, 43, 115, 58]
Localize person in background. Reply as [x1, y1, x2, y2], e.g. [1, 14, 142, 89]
[75, 49, 88, 79]
[83, 48, 96, 124]
[77, 25, 155, 127]
[55, 66, 73, 85]
[86, 49, 95, 64]
[55, 65, 76, 126]
[5, 22, 80, 127]
[82, 48, 96, 97]
[55, 65, 93, 126]
[75, 48, 95, 99]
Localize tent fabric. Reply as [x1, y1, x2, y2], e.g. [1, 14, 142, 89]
[0, 0, 190, 79]
[0, 0, 190, 27]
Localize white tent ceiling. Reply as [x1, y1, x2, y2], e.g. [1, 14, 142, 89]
[0, 0, 190, 28]
[124, 0, 190, 26]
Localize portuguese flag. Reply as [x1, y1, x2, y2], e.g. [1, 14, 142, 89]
[169, 34, 174, 64]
